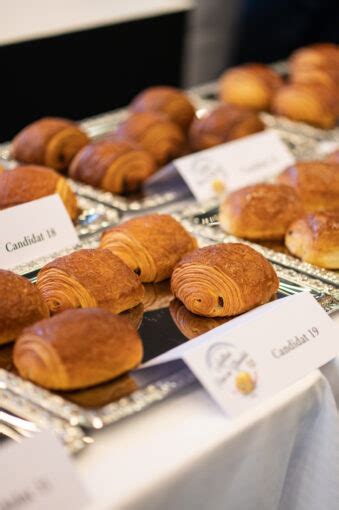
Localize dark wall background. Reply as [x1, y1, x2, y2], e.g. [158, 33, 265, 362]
[0, 11, 187, 142]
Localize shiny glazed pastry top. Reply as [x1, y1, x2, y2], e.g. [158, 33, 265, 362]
[13, 308, 143, 390]
[277, 161, 339, 212]
[0, 165, 79, 221]
[115, 111, 186, 166]
[220, 183, 304, 240]
[69, 139, 157, 194]
[12, 117, 89, 172]
[100, 214, 197, 282]
[189, 103, 264, 151]
[0, 270, 49, 345]
[37, 248, 144, 315]
[171, 243, 279, 317]
[130, 86, 196, 131]
[285, 211, 339, 269]
[219, 63, 283, 111]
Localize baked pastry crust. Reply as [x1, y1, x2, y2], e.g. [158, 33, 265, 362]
[37, 248, 144, 315]
[289, 43, 339, 73]
[143, 281, 173, 311]
[69, 139, 157, 194]
[13, 308, 143, 390]
[325, 149, 339, 164]
[12, 117, 89, 172]
[171, 243, 279, 317]
[271, 83, 336, 129]
[189, 104, 264, 151]
[219, 63, 283, 111]
[130, 86, 196, 131]
[100, 214, 197, 283]
[220, 183, 304, 240]
[277, 161, 339, 212]
[0, 270, 49, 345]
[0, 165, 79, 220]
[115, 111, 186, 166]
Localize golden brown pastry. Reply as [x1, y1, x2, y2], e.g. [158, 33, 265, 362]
[285, 211, 339, 269]
[0, 165, 79, 221]
[143, 281, 173, 311]
[12, 117, 89, 172]
[171, 243, 279, 317]
[271, 83, 337, 129]
[130, 86, 196, 131]
[189, 104, 264, 151]
[220, 183, 304, 241]
[13, 308, 143, 390]
[170, 299, 229, 339]
[219, 63, 283, 111]
[100, 214, 197, 283]
[289, 43, 339, 73]
[325, 149, 339, 164]
[69, 139, 157, 194]
[37, 248, 144, 315]
[0, 270, 49, 345]
[115, 111, 187, 166]
[0, 165, 4, 174]
[120, 304, 144, 330]
[277, 161, 339, 212]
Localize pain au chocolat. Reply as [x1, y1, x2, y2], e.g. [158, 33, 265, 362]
[37, 248, 144, 315]
[130, 86, 196, 131]
[12, 117, 89, 172]
[219, 63, 283, 111]
[100, 214, 197, 283]
[0, 270, 49, 345]
[115, 111, 186, 166]
[0, 165, 79, 220]
[220, 183, 304, 241]
[189, 104, 264, 152]
[171, 243, 279, 317]
[69, 139, 157, 194]
[13, 308, 143, 390]
[285, 211, 339, 269]
[277, 161, 339, 212]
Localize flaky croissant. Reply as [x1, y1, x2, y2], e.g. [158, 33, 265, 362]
[100, 214, 197, 282]
[130, 86, 196, 131]
[13, 308, 143, 390]
[271, 83, 337, 129]
[0, 270, 49, 345]
[115, 111, 187, 166]
[69, 139, 157, 194]
[12, 117, 89, 172]
[0, 165, 79, 221]
[169, 299, 229, 339]
[285, 211, 339, 269]
[37, 248, 144, 315]
[277, 161, 339, 212]
[171, 243, 279, 317]
[189, 104, 264, 151]
[219, 63, 283, 111]
[220, 183, 304, 241]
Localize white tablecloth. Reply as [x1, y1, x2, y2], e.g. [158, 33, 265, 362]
[77, 342, 339, 510]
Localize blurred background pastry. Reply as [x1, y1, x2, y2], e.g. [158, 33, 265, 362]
[13, 308, 143, 390]
[143, 281, 173, 311]
[115, 111, 187, 166]
[285, 211, 339, 269]
[289, 43, 339, 74]
[171, 243, 279, 317]
[37, 248, 144, 315]
[100, 214, 197, 283]
[130, 86, 196, 132]
[120, 303, 144, 330]
[0, 270, 49, 345]
[325, 149, 339, 164]
[220, 183, 304, 241]
[12, 117, 89, 172]
[219, 63, 283, 111]
[277, 161, 339, 212]
[0, 165, 79, 221]
[189, 104, 264, 151]
[69, 139, 157, 194]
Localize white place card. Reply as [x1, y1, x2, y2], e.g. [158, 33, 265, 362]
[175, 130, 295, 202]
[0, 195, 79, 270]
[0, 431, 90, 510]
[144, 293, 339, 417]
